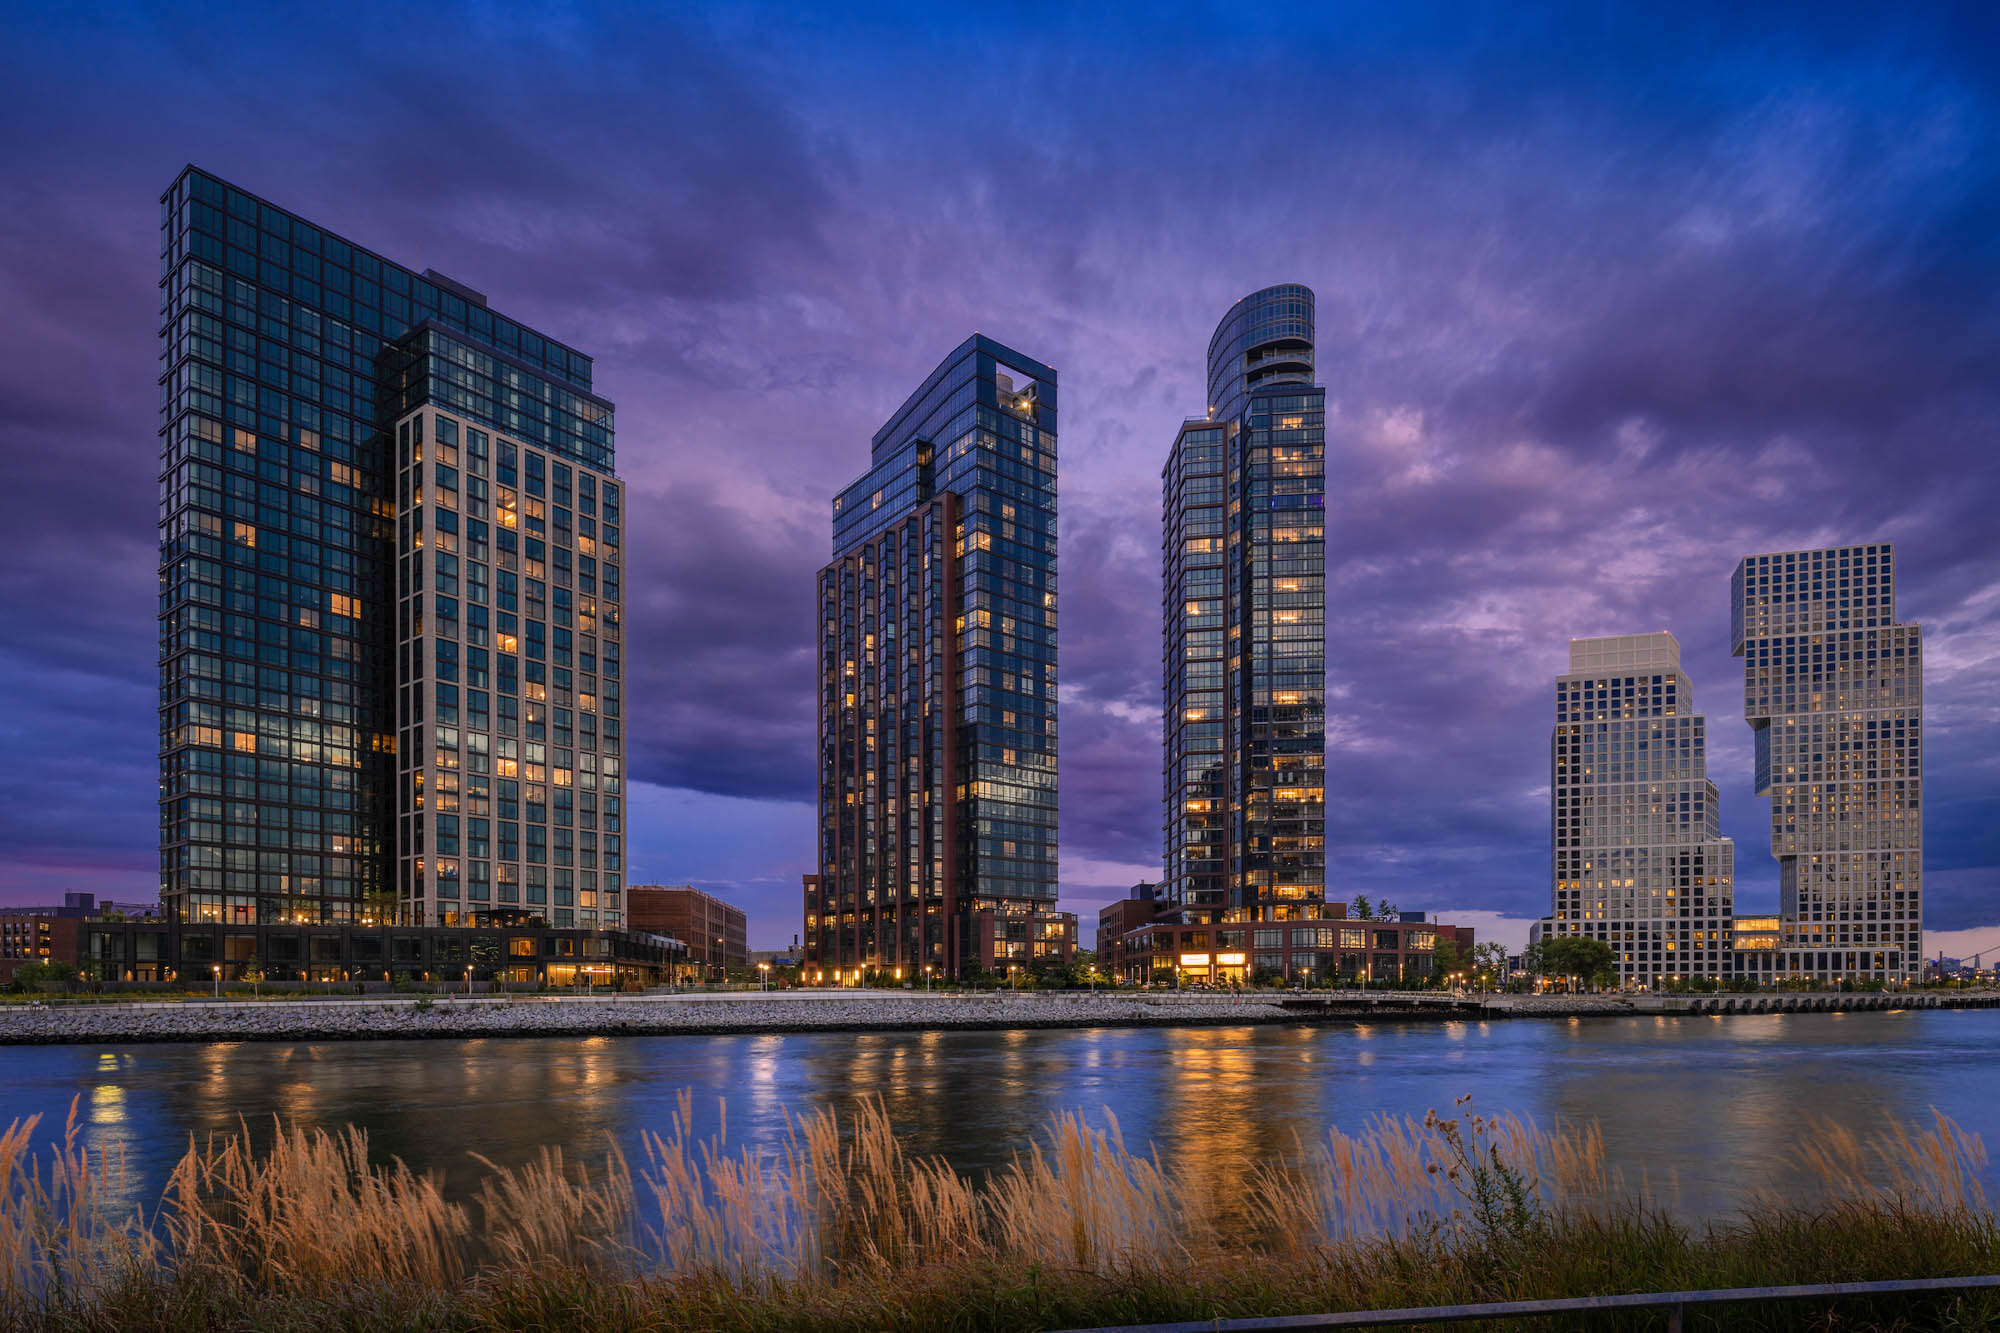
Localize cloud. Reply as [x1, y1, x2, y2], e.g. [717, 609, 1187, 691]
[0, 2, 1995, 946]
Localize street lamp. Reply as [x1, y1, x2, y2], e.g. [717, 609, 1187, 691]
[758, 961, 770, 992]
[212, 964, 220, 999]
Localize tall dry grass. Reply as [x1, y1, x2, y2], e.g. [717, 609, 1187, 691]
[0, 1104, 156, 1320]
[2, 1091, 1995, 1330]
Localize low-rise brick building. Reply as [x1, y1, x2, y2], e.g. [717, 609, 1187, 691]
[1106, 904, 1475, 987]
[974, 905, 1077, 975]
[628, 885, 748, 977]
[1, 914, 81, 983]
[1097, 883, 1163, 958]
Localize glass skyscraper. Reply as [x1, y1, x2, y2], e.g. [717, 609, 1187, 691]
[157, 167, 623, 929]
[806, 336, 1071, 980]
[1544, 633, 1735, 987]
[1731, 543, 1921, 981]
[1162, 285, 1326, 922]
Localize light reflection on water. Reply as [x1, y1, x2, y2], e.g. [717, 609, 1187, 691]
[3, 1008, 1996, 1222]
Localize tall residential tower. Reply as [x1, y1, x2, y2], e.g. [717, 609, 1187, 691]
[1546, 633, 1735, 987]
[806, 337, 1073, 981]
[158, 168, 625, 929]
[1162, 285, 1327, 922]
[1731, 544, 1922, 982]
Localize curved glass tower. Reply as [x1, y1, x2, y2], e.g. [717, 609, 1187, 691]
[1205, 282, 1316, 424]
[1163, 286, 1327, 928]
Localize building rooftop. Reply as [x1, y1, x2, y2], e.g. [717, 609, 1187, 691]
[1568, 631, 1681, 673]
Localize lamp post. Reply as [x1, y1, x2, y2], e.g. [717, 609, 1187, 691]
[758, 961, 770, 992]
[211, 964, 220, 1000]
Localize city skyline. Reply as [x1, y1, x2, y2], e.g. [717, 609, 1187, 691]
[3, 6, 1999, 955]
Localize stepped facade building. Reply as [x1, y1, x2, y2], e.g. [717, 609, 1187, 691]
[1731, 544, 1922, 982]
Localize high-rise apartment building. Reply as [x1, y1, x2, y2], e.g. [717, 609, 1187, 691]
[1731, 544, 1922, 981]
[806, 336, 1067, 980]
[158, 168, 624, 929]
[1545, 633, 1735, 987]
[1162, 285, 1326, 922]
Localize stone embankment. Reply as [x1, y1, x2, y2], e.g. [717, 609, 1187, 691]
[0, 988, 1988, 1046]
[3, 990, 1498, 1045]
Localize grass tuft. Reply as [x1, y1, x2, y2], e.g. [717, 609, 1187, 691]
[3, 1092, 1996, 1331]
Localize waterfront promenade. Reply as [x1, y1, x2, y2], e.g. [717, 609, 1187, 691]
[2, 986, 1992, 1045]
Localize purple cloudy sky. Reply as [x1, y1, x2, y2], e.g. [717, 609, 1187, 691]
[1, 4, 1996, 952]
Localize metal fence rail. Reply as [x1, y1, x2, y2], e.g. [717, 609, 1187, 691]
[1056, 1274, 2000, 1332]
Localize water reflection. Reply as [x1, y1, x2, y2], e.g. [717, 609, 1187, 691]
[3, 1009, 1995, 1222]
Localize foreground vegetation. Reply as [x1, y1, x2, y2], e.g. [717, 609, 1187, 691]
[3, 1093, 1996, 1332]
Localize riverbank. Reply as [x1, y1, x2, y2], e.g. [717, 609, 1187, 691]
[0, 989, 1527, 1044]
[1, 1093, 1992, 1333]
[4, 986, 1986, 1045]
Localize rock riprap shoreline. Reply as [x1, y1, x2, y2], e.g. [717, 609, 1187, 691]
[0, 990, 1637, 1045]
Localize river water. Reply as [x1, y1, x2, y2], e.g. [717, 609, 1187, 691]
[3, 1008, 1994, 1220]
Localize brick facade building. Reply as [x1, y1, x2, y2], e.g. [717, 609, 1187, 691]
[1, 915, 81, 984]
[628, 885, 748, 975]
[1102, 901, 1474, 987]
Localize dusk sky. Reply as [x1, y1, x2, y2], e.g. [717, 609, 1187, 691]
[2, 3, 1996, 952]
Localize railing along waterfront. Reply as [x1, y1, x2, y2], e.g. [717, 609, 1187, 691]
[1057, 1274, 2000, 1332]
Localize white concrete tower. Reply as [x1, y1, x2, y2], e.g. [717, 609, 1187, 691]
[1547, 632, 1736, 988]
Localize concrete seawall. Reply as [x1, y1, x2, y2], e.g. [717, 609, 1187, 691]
[0, 988, 1989, 1046]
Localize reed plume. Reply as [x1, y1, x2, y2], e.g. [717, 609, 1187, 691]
[1, 1092, 1993, 1331]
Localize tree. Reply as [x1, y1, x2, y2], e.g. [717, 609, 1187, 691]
[240, 954, 264, 999]
[1350, 895, 1374, 921]
[1249, 965, 1285, 990]
[1539, 936, 1616, 992]
[1377, 902, 1400, 923]
[12, 961, 79, 994]
[1471, 941, 1509, 990]
[1432, 938, 1466, 988]
[1026, 955, 1080, 989]
[361, 889, 400, 926]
